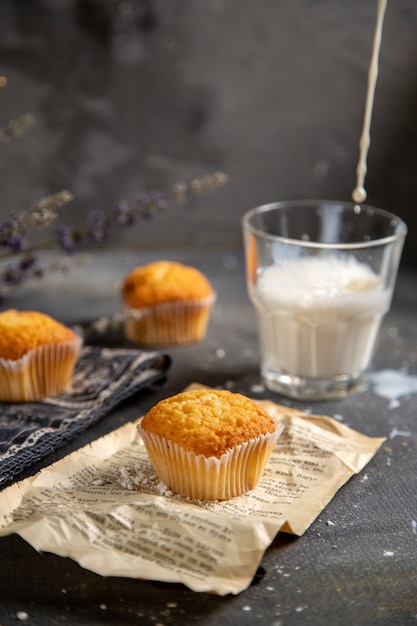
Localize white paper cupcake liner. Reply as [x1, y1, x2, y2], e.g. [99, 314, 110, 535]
[0, 336, 83, 402]
[123, 294, 216, 346]
[138, 423, 283, 500]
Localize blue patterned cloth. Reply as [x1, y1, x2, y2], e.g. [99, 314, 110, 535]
[0, 346, 170, 489]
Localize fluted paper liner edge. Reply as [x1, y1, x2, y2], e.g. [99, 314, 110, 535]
[0, 336, 83, 402]
[124, 294, 216, 346]
[138, 425, 283, 500]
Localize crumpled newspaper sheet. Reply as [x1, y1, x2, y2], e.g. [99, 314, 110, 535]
[0, 391, 385, 595]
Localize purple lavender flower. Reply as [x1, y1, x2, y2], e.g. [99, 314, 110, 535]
[150, 191, 167, 212]
[56, 225, 78, 253]
[2, 255, 44, 286]
[113, 201, 133, 226]
[0, 219, 25, 252]
[134, 194, 153, 220]
[7, 234, 25, 252]
[87, 210, 108, 242]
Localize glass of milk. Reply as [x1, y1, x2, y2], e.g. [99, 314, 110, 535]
[242, 200, 407, 400]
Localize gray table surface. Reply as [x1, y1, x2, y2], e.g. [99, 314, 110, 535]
[0, 247, 416, 626]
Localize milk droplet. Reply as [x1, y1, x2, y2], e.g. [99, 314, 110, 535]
[352, 186, 367, 203]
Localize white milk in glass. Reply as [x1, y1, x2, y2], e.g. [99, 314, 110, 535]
[250, 256, 391, 379]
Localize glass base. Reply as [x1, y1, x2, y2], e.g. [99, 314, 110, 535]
[262, 367, 369, 401]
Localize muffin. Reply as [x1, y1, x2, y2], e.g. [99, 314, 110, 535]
[137, 388, 283, 500]
[121, 260, 216, 346]
[0, 309, 82, 402]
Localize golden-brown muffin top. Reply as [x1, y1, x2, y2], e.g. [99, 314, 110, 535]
[122, 261, 214, 308]
[140, 388, 276, 458]
[0, 309, 77, 360]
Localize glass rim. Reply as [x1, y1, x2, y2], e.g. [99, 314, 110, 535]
[242, 199, 408, 250]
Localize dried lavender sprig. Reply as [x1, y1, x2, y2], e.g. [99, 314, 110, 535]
[0, 254, 76, 300]
[0, 254, 45, 299]
[0, 190, 74, 254]
[50, 171, 229, 251]
[0, 112, 36, 145]
[0, 73, 36, 144]
[0, 171, 229, 295]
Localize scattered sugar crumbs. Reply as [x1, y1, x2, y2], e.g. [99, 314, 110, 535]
[117, 462, 173, 496]
[116, 462, 219, 509]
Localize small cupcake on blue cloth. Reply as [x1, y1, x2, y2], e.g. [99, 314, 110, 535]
[0, 309, 82, 402]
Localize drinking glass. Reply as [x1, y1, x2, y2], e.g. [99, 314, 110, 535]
[242, 200, 407, 400]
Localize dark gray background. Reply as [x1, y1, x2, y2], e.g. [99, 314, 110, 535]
[1, 0, 416, 266]
[1, 5, 417, 623]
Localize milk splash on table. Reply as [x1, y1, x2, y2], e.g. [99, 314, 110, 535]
[251, 256, 390, 380]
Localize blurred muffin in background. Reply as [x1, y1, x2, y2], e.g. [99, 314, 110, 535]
[121, 260, 216, 346]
